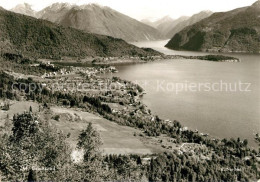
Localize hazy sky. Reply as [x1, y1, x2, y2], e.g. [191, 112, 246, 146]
[0, 0, 257, 20]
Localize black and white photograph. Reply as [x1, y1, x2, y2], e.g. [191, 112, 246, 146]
[0, 0, 259, 181]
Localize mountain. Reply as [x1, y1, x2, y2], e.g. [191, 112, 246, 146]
[140, 19, 156, 28]
[0, 8, 161, 59]
[154, 16, 175, 27]
[36, 3, 162, 42]
[11, 3, 36, 17]
[166, 1, 260, 53]
[154, 16, 176, 36]
[141, 16, 189, 37]
[160, 16, 190, 38]
[165, 11, 213, 38]
[140, 11, 212, 39]
[36, 3, 76, 21]
[142, 16, 175, 29]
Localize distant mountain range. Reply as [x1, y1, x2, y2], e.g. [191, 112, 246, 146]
[0, 8, 161, 59]
[8, 1, 260, 54]
[141, 16, 175, 29]
[141, 11, 212, 39]
[11, 3, 36, 17]
[140, 19, 157, 28]
[166, 1, 260, 53]
[10, 3, 162, 42]
[160, 16, 190, 38]
[165, 11, 213, 38]
[142, 16, 188, 37]
[10, 3, 213, 42]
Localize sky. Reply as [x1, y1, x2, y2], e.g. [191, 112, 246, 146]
[0, 0, 257, 20]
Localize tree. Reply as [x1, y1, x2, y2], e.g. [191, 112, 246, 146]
[12, 112, 39, 141]
[77, 123, 103, 181]
[243, 139, 248, 147]
[1, 112, 72, 181]
[137, 156, 142, 165]
[70, 100, 76, 107]
[27, 169, 37, 182]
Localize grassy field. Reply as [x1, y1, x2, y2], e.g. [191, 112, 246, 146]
[50, 107, 156, 155]
[0, 100, 165, 155]
[0, 100, 39, 126]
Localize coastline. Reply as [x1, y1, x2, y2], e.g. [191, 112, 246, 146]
[39, 53, 241, 67]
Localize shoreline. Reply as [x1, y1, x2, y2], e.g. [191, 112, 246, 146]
[39, 54, 241, 67]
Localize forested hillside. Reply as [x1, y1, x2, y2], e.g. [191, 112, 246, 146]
[166, 1, 260, 53]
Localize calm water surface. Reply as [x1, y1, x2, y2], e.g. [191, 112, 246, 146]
[111, 40, 260, 146]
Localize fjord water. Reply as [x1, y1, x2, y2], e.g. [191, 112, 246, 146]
[113, 40, 260, 147]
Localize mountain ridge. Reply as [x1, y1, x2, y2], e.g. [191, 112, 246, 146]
[165, 11, 213, 38]
[166, 1, 260, 53]
[11, 3, 36, 17]
[0, 8, 162, 60]
[35, 3, 162, 42]
[159, 16, 190, 38]
[144, 16, 175, 28]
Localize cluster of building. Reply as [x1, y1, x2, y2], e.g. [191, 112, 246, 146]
[41, 65, 118, 79]
[93, 55, 163, 63]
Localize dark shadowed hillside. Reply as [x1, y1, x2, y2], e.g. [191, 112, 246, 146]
[166, 1, 260, 53]
[36, 3, 162, 42]
[0, 8, 161, 59]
